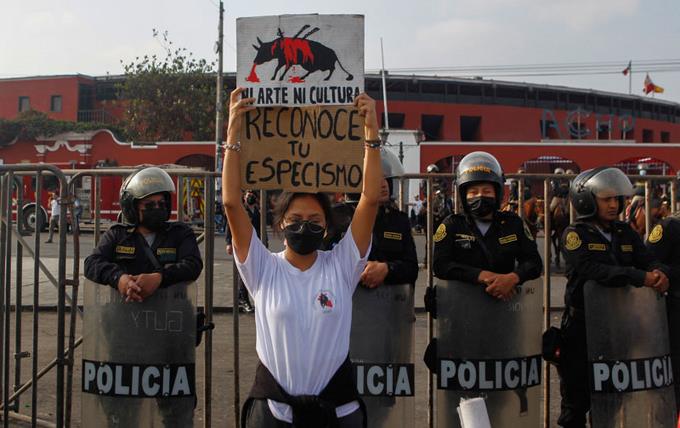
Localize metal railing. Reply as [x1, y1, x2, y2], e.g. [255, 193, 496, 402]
[76, 110, 118, 124]
[0, 164, 70, 427]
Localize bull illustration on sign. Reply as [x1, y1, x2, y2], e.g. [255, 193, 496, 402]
[247, 25, 354, 83]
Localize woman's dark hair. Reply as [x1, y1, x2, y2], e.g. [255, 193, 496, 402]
[273, 192, 335, 232]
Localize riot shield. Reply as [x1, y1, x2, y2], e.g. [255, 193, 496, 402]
[435, 279, 543, 428]
[82, 279, 196, 428]
[584, 280, 676, 427]
[350, 283, 415, 428]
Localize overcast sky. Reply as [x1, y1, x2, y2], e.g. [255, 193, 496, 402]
[2, 0, 679, 103]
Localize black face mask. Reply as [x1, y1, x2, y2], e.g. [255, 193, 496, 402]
[246, 195, 257, 205]
[284, 221, 325, 255]
[467, 196, 496, 218]
[140, 207, 168, 232]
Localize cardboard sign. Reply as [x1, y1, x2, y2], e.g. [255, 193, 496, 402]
[237, 14, 364, 106]
[240, 106, 365, 192]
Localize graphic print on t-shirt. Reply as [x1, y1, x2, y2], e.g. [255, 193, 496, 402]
[315, 290, 335, 313]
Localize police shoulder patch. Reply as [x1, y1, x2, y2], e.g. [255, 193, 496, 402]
[383, 231, 403, 240]
[648, 224, 663, 243]
[157, 247, 176, 255]
[433, 223, 447, 243]
[564, 231, 582, 251]
[499, 234, 518, 245]
[115, 245, 135, 255]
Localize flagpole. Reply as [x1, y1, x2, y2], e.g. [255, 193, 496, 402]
[628, 60, 632, 95]
[380, 37, 389, 130]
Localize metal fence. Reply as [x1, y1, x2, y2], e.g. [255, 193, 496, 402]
[0, 164, 675, 427]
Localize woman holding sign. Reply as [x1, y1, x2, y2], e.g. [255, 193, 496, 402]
[222, 87, 381, 428]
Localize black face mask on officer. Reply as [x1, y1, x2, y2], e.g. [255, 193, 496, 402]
[284, 221, 325, 255]
[467, 196, 496, 218]
[246, 194, 256, 205]
[139, 201, 168, 232]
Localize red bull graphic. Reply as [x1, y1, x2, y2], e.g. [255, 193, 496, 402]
[248, 26, 354, 83]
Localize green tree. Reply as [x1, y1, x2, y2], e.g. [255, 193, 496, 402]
[119, 30, 218, 142]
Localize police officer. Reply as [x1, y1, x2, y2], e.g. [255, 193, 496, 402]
[348, 149, 418, 427]
[646, 213, 680, 413]
[84, 166, 203, 427]
[360, 150, 418, 288]
[85, 167, 203, 300]
[322, 150, 418, 285]
[558, 166, 669, 428]
[433, 152, 541, 299]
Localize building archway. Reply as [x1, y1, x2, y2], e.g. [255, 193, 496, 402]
[613, 157, 674, 176]
[518, 155, 581, 198]
[520, 155, 581, 174]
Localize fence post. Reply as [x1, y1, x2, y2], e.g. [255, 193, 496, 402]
[542, 179, 552, 428]
[426, 177, 434, 428]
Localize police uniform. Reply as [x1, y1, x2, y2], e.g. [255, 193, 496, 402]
[433, 211, 541, 283]
[369, 203, 418, 285]
[557, 167, 670, 428]
[84, 222, 203, 289]
[645, 216, 680, 412]
[427, 152, 544, 427]
[83, 166, 203, 428]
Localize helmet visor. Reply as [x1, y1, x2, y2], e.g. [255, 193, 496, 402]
[588, 168, 634, 198]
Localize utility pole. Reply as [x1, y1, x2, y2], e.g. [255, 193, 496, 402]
[215, 0, 224, 172]
[628, 60, 632, 95]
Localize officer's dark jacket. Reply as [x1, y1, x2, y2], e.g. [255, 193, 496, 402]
[433, 211, 542, 284]
[562, 220, 668, 310]
[84, 222, 203, 289]
[369, 204, 419, 285]
[646, 215, 680, 295]
[323, 202, 419, 285]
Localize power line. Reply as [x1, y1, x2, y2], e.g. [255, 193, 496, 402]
[366, 59, 680, 78]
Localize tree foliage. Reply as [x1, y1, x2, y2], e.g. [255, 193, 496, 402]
[0, 110, 126, 145]
[119, 30, 219, 142]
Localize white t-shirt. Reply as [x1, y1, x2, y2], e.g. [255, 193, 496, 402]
[50, 199, 60, 217]
[235, 226, 369, 422]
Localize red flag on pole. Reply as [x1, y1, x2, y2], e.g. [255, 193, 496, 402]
[643, 73, 664, 94]
[622, 60, 632, 76]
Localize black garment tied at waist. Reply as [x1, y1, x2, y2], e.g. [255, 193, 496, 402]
[241, 356, 366, 428]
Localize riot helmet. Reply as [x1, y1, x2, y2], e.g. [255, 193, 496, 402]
[570, 167, 634, 220]
[346, 148, 404, 203]
[456, 151, 505, 211]
[382, 148, 404, 201]
[554, 168, 565, 175]
[120, 167, 175, 224]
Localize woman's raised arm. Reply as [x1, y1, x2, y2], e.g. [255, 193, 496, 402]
[350, 93, 382, 257]
[222, 87, 256, 262]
